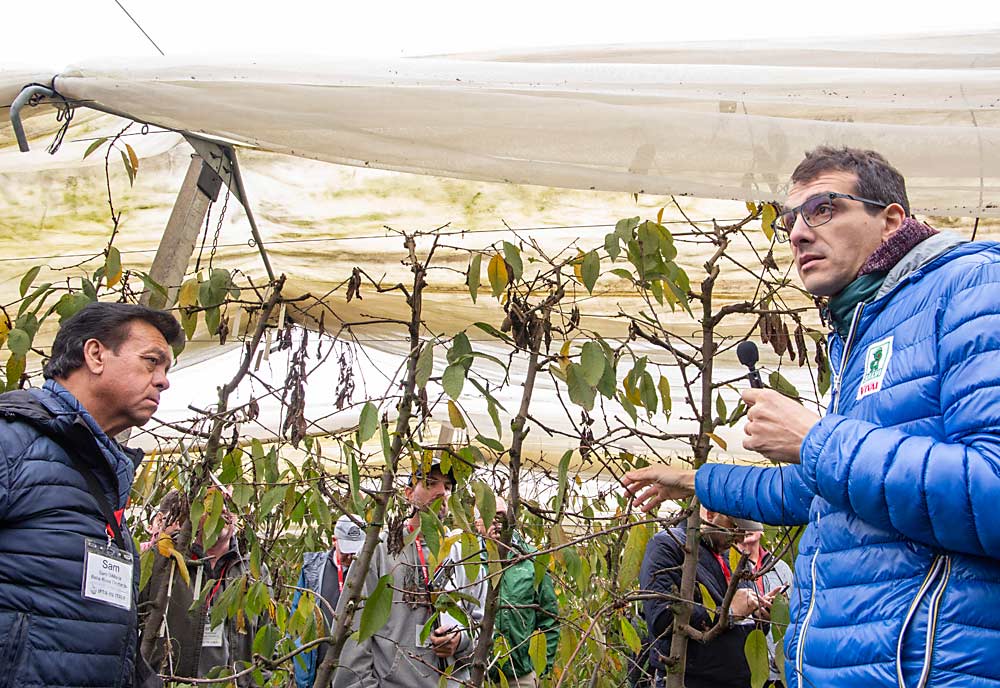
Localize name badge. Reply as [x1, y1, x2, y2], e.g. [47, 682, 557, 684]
[81, 538, 133, 610]
[203, 620, 224, 647]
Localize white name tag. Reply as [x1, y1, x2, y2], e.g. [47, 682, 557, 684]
[81, 539, 133, 610]
[203, 620, 224, 647]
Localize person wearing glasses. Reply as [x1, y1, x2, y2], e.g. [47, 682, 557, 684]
[623, 146, 1000, 688]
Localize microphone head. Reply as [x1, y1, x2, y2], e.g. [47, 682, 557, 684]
[737, 340, 759, 368]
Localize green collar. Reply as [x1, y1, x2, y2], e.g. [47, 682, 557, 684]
[828, 271, 887, 338]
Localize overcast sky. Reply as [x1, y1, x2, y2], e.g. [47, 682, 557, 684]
[5, 0, 1000, 69]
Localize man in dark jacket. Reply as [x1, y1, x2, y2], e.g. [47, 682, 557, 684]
[0, 302, 181, 688]
[624, 147, 1000, 687]
[475, 497, 559, 687]
[640, 509, 773, 688]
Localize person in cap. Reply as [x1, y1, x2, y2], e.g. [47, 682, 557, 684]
[639, 508, 780, 688]
[735, 524, 793, 687]
[353, 460, 487, 688]
[291, 513, 371, 688]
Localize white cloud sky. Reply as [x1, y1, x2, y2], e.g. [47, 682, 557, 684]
[4, 0, 1000, 69]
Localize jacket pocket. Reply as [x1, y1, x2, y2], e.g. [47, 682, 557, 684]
[896, 555, 951, 688]
[0, 612, 31, 688]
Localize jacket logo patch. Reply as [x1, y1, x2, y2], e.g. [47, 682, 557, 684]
[857, 336, 893, 401]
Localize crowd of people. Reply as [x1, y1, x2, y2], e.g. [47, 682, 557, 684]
[1, 144, 999, 688]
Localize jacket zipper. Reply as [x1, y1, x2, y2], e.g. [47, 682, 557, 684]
[832, 302, 865, 414]
[0, 613, 30, 688]
[794, 528, 820, 683]
[794, 305, 864, 684]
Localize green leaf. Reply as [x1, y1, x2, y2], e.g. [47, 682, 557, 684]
[5, 354, 25, 391]
[768, 370, 799, 398]
[529, 630, 547, 677]
[581, 250, 600, 294]
[82, 137, 108, 159]
[204, 305, 221, 336]
[120, 149, 135, 186]
[615, 216, 639, 242]
[259, 486, 285, 517]
[472, 321, 513, 345]
[447, 400, 466, 430]
[620, 617, 642, 654]
[476, 434, 504, 453]
[349, 447, 362, 509]
[597, 359, 616, 399]
[487, 397, 502, 437]
[447, 332, 473, 372]
[579, 341, 605, 386]
[744, 628, 770, 688]
[566, 363, 596, 411]
[415, 342, 434, 389]
[639, 372, 658, 415]
[18, 266, 41, 298]
[380, 423, 392, 462]
[604, 233, 620, 262]
[502, 241, 523, 281]
[419, 509, 442, 557]
[466, 254, 481, 304]
[716, 393, 728, 423]
[442, 363, 466, 400]
[658, 375, 672, 418]
[357, 402, 378, 443]
[818, 358, 832, 397]
[553, 450, 572, 516]
[358, 575, 394, 642]
[7, 329, 31, 356]
[54, 292, 92, 323]
[771, 591, 790, 644]
[18, 282, 53, 316]
[621, 523, 651, 583]
[472, 481, 496, 534]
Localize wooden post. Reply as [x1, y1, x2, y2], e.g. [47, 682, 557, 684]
[141, 154, 222, 309]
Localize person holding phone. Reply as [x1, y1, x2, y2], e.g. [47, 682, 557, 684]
[737, 525, 793, 688]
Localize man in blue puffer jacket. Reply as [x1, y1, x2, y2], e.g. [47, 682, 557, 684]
[624, 147, 1000, 688]
[0, 302, 181, 688]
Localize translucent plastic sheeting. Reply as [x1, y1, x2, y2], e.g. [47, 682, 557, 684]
[4, 28, 989, 217]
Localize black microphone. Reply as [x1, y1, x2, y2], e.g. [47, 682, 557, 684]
[737, 341, 764, 389]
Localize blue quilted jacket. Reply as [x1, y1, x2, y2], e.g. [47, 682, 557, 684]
[0, 381, 140, 688]
[697, 234, 1000, 688]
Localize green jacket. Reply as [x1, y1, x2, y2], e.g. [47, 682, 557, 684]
[493, 536, 560, 680]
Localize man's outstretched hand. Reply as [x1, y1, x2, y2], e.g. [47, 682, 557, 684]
[741, 388, 820, 463]
[622, 465, 696, 513]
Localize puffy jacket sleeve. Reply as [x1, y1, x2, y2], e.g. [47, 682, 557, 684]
[695, 463, 813, 526]
[536, 571, 560, 674]
[800, 261, 1000, 559]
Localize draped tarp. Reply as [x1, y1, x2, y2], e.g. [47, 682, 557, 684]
[1, 29, 996, 215]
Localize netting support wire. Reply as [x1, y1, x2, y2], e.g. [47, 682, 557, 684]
[9, 84, 58, 152]
[183, 135, 276, 282]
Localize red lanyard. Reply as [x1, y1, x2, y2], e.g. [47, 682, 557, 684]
[105, 508, 125, 543]
[712, 551, 732, 585]
[408, 525, 430, 587]
[205, 562, 231, 607]
[334, 551, 345, 593]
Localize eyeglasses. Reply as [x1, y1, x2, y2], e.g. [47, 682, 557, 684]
[772, 192, 890, 242]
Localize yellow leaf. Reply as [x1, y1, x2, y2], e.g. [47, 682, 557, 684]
[0, 312, 9, 348]
[125, 143, 139, 173]
[572, 250, 585, 282]
[761, 203, 777, 241]
[746, 201, 759, 216]
[447, 400, 466, 430]
[178, 278, 199, 308]
[156, 532, 175, 558]
[171, 550, 191, 587]
[559, 339, 571, 372]
[706, 432, 728, 451]
[699, 582, 717, 620]
[729, 546, 742, 575]
[487, 254, 509, 298]
[657, 207, 665, 224]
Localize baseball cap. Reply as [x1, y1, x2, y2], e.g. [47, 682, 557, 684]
[730, 517, 764, 532]
[411, 459, 457, 488]
[335, 514, 366, 554]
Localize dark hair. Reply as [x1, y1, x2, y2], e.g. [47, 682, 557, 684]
[156, 489, 190, 528]
[44, 302, 184, 380]
[791, 146, 910, 216]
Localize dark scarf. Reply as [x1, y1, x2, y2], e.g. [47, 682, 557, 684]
[828, 217, 938, 337]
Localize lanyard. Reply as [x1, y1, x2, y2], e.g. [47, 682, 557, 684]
[408, 525, 431, 587]
[334, 551, 345, 593]
[712, 550, 732, 585]
[205, 561, 232, 607]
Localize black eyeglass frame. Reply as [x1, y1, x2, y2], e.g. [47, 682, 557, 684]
[771, 192, 891, 242]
